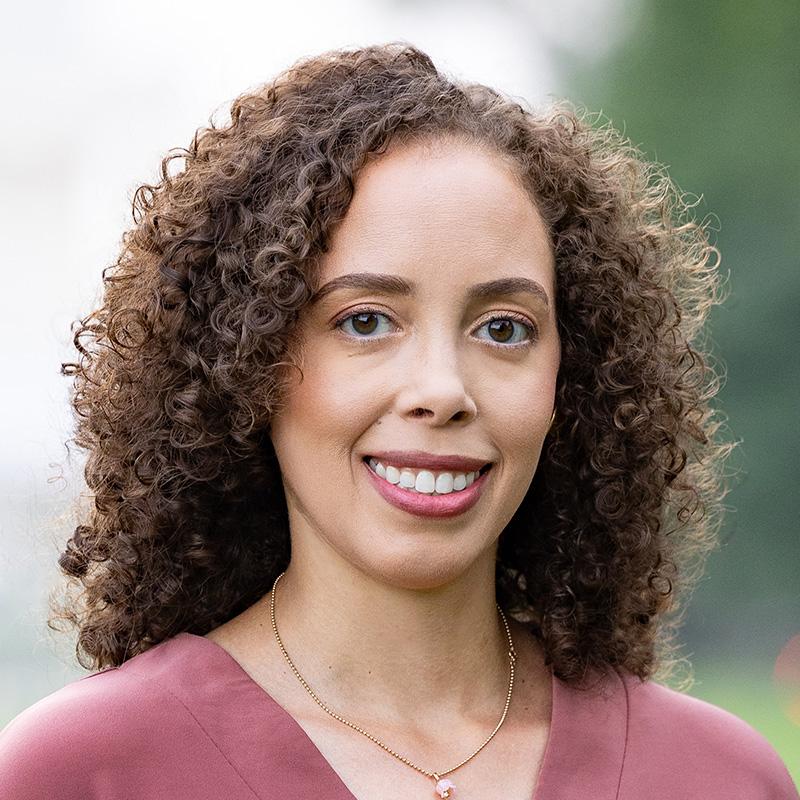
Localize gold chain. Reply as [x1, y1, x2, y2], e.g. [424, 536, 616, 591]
[269, 570, 517, 797]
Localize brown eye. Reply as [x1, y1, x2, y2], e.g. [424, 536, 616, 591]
[350, 313, 379, 335]
[333, 309, 394, 340]
[476, 314, 537, 348]
[487, 319, 514, 343]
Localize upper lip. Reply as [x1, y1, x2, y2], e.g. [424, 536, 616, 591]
[364, 450, 493, 472]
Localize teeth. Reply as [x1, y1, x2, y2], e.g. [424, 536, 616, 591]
[367, 458, 483, 495]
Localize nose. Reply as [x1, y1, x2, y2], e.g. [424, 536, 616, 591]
[395, 335, 478, 425]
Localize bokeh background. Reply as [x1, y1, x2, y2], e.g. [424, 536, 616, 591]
[1, 0, 798, 782]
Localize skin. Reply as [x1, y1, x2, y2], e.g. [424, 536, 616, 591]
[206, 136, 561, 796]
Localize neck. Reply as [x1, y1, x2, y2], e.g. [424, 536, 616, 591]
[266, 546, 514, 731]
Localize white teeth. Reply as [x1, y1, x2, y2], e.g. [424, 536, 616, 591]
[367, 458, 483, 495]
[435, 472, 454, 493]
[399, 470, 417, 489]
[414, 471, 448, 494]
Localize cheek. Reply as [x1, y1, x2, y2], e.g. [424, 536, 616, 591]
[485, 356, 557, 430]
[483, 371, 556, 497]
[502, 389, 553, 440]
[502, 427, 547, 488]
[271, 348, 385, 466]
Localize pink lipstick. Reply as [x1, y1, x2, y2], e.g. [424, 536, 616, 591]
[362, 458, 493, 519]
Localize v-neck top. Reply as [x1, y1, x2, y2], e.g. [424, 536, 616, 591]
[1, 631, 797, 799]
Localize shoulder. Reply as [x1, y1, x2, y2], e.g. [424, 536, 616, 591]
[0, 667, 151, 798]
[0, 635, 223, 800]
[618, 670, 798, 798]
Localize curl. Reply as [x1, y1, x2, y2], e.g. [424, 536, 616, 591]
[50, 42, 734, 688]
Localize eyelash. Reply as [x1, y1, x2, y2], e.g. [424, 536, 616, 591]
[331, 306, 539, 350]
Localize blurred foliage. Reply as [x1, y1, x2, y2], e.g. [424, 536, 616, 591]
[551, 0, 799, 775]
[552, 0, 799, 657]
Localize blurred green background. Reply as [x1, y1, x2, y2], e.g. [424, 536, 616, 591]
[551, 0, 799, 779]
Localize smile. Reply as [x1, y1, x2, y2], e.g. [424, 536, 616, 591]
[364, 456, 491, 495]
[362, 457, 493, 519]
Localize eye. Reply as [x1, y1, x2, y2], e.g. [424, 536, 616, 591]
[474, 312, 538, 349]
[332, 307, 538, 349]
[333, 309, 396, 339]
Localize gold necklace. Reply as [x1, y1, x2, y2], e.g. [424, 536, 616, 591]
[269, 570, 517, 799]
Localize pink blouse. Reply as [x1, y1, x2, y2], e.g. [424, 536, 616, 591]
[0, 631, 797, 799]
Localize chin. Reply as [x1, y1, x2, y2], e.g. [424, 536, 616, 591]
[352, 542, 492, 593]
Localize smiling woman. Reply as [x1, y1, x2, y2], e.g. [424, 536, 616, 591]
[269, 138, 561, 589]
[1, 42, 797, 800]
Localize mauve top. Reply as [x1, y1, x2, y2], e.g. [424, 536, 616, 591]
[0, 631, 797, 799]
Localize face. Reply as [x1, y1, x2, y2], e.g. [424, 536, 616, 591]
[268, 137, 560, 591]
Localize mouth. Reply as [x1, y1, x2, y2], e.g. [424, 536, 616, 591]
[360, 456, 494, 519]
[361, 456, 494, 477]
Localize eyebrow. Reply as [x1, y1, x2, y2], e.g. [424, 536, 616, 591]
[310, 272, 550, 309]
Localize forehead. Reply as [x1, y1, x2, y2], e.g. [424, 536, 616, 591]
[316, 137, 555, 294]
[345, 138, 542, 240]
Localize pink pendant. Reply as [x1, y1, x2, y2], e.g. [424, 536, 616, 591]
[435, 778, 456, 798]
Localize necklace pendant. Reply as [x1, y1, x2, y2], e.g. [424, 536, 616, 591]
[435, 778, 456, 798]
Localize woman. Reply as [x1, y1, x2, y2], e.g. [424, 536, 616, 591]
[0, 43, 796, 799]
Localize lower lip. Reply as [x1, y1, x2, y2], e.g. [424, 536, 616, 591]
[362, 459, 493, 519]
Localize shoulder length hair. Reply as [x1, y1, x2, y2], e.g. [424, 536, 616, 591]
[53, 42, 734, 687]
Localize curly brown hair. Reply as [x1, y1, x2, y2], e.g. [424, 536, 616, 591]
[51, 42, 734, 688]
